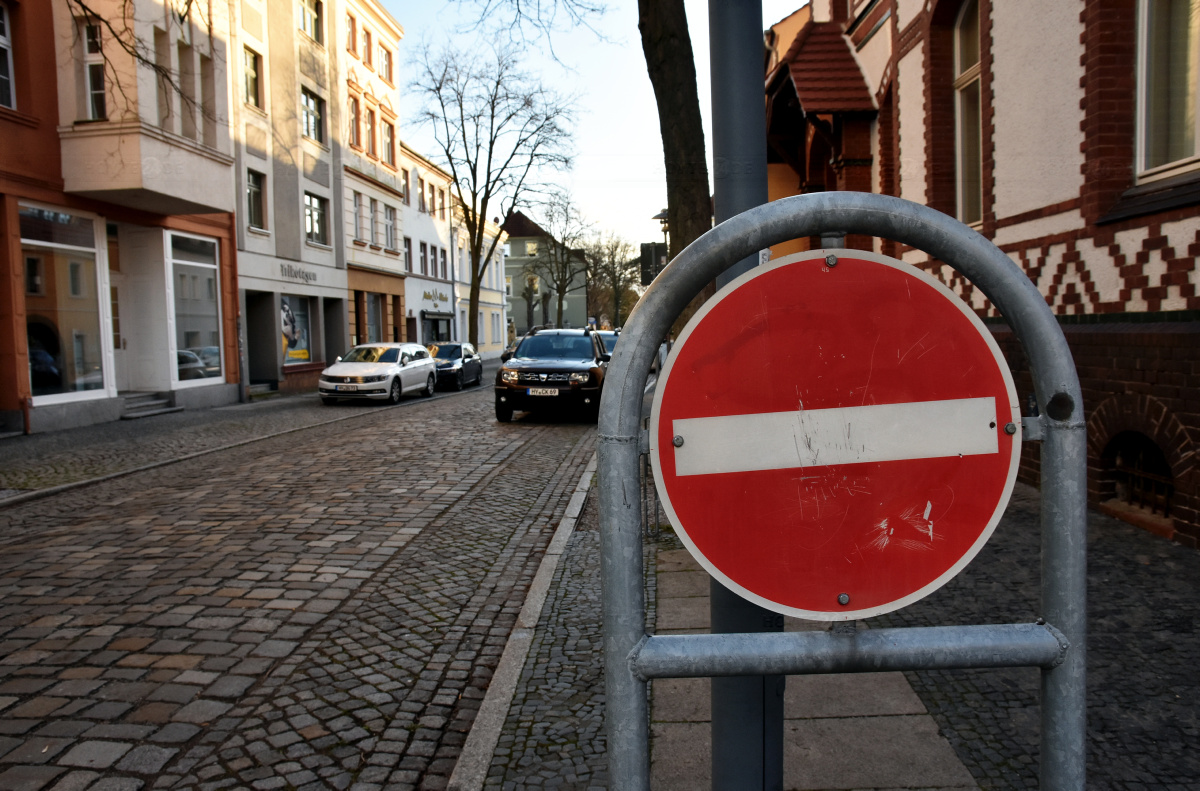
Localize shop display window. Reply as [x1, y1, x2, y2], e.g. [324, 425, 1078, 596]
[20, 206, 106, 398]
[282, 294, 312, 364]
[170, 234, 223, 382]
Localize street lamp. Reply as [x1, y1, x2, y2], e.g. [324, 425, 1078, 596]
[652, 208, 669, 253]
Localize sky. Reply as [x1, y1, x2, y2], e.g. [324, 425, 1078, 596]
[380, 0, 808, 247]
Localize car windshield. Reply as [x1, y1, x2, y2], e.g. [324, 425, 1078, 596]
[601, 334, 618, 353]
[515, 335, 594, 359]
[429, 344, 461, 360]
[341, 346, 399, 363]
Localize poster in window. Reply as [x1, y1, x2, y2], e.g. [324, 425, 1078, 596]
[282, 294, 311, 362]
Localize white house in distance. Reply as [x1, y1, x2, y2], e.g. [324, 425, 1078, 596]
[452, 212, 508, 358]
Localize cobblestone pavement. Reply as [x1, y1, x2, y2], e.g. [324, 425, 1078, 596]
[0, 362, 501, 496]
[870, 484, 1200, 790]
[0, 386, 595, 791]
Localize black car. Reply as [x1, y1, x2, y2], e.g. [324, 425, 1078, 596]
[428, 343, 483, 390]
[494, 328, 610, 422]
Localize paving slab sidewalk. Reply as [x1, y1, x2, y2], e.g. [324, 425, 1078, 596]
[651, 548, 978, 791]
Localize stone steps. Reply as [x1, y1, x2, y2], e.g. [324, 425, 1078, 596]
[121, 392, 183, 420]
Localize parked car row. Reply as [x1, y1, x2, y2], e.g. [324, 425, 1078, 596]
[316, 342, 484, 405]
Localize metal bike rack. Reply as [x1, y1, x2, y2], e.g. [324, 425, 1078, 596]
[598, 192, 1086, 791]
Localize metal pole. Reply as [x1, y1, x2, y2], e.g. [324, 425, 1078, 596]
[708, 0, 779, 787]
[598, 192, 1087, 791]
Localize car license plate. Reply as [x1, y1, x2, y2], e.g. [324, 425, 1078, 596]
[528, 387, 558, 396]
[336, 385, 357, 392]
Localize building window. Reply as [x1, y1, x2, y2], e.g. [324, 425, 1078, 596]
[438, 189, 446, 220]
[1139, 0, 1199, 175]
[366, 108, 376, 156]
[304, 192, 328, 244]
[382, 122, 395, 165]
[25, 256, 44, 295]
[403, 237, 412, 271]
[346, 13, 356, 53]
[247, 170, 266, 230]
[0, 2, 14, 109]
[429, 183, 436, 218]
[243, 47, 261, 108]
[170, 234, 223, 383]
[440, 248, 447, 279]
[299, 0, 323, 44]
[352, 191, 363, 239]
[505, 275, 512, 297]
[954, 0, 982, 225]
[378, 46, 392, 82]
[369, 198, 378, 244]
[301, 88, 324, 142]
[418, 178, 426, 211]
[361, 28, 371, 67]
[83, 23, 106, 120]
[385, 205, 396, 249]
[401, 169, 410, 204]
[420, 242, 428, 275]
[348, 95, 360, 147]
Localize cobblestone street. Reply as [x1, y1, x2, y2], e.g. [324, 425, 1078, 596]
[0, 387, 596, 791]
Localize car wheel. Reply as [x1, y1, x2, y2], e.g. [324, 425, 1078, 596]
[423, 374, 436, 398]
[321, 396, 337, 406]
[473, 366, 483, 386]
[389, 378, 402, 404]
[495, 401, 513, 422]
[454, 371, 464, 391]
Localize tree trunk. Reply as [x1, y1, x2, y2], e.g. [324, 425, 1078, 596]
[638, 0, 711, 260]
[468, 276, 482, 346]
[557, 292, 565, 327]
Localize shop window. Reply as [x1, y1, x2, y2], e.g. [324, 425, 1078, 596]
[366, 292, 383, 341]
[281, 294, 311, 364]
[20, 205, 105, 397]
[305, 192, 328, 244]
[299, 0, 323, 44]
[170, 234, 222, 383]
[1138, 0, 1199, 176]
[0, 2, 14, 109]
[954, 0, 982, 225]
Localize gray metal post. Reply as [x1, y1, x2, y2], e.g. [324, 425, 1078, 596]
[708, 1, 780, 787]
[598, 192, 1086, 791]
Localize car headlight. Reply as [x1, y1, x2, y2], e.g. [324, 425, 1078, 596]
[501, 369, 520, 383]
[365, 375, 387, 383]
[569, 372, 590, 384]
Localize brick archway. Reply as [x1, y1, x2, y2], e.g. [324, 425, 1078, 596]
[1087, 393, 1198, 542]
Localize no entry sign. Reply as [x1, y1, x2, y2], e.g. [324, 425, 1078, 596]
[650, 250, 1021, 620]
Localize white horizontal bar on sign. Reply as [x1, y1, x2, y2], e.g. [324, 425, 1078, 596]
[671, 397, 998, 477]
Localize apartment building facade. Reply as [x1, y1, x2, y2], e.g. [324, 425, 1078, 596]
[503, 210, 587, 335]
[766, 0, 1200, 545]
[0, 0, 239, 433]
[452, 211, 508, 358]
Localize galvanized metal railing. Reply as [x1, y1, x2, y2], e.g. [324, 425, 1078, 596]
[598, 192, 1087, 791]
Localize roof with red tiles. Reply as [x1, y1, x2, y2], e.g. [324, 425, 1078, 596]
[780, 21, 875, 114]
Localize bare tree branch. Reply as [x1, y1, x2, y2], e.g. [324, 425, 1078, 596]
[525, 189, 592, 327]
[582, 231, 638, 328]
[411, 42, 575, 347]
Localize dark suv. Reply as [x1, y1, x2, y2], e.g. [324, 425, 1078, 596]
[494, 328, 610, 422]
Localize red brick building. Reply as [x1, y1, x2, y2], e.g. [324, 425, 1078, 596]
[766, 0, 1200, 545]
[1, 0, 240, 433]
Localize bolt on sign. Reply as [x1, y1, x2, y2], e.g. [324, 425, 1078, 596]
[649, 250, 1021, 620]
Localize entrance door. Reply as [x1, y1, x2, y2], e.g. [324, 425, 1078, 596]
[110, 273, 131, 392]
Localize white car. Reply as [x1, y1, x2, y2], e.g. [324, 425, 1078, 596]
[318, 343, 437, 405]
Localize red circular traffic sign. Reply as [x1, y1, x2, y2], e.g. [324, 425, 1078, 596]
[650, 250, 1021, 620]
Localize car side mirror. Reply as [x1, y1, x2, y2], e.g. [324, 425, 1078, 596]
[600, 352, 611, 363]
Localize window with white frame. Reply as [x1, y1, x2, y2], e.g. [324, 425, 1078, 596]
[369, 198, 378, 244]
[170, 234, 222, 383]
[0, 2, 14, 109]
[420, 242, 428, 274]
[403, 236, 412, 271]
[382, 122, 395, 165]
[1139, 0, 1199, 177]
[954, 0, 982, 225]
[304, 192, 328, 244]
[247, 170, 266, 230]
[301, 88, 324, 142]
[83, 22, 106, 120]
[348, 95, 360, 147]
[299, 0, 323, 44]
[378, 46, 392, 82]
[384, 205, 396, 249]
[361, 28, 371, 67]
[244, 47, 262, 108]
[352, 191, 363, 239]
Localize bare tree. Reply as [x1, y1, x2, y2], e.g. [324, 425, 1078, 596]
[413, 44, 575, 347]
[452, 0, 712, 262]
[584, 232, 639, 328]
[525, 191, 591, 328]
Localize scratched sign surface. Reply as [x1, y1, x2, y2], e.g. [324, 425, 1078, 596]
[649, 250, 1021, 620]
